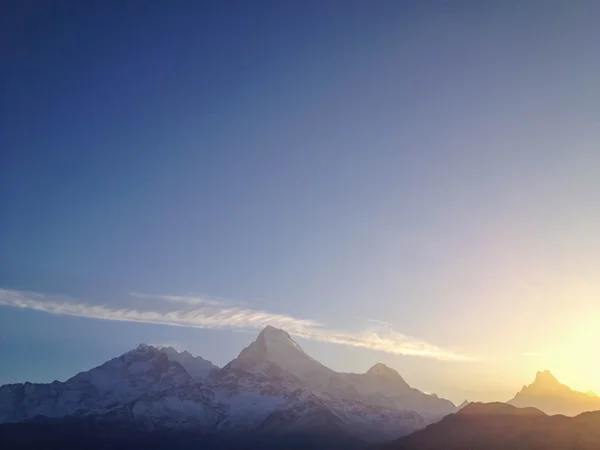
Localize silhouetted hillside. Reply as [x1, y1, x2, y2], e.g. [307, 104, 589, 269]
[388, 402, 600, 450]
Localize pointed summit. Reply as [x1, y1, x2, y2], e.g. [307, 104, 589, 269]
[364, 363, 410, 390]
[533, 370, 559, 386]
[258, 324, 288, 337]
[228, 326, 329, 379]
[516, 370, 566, 396]
[508, 369, 600, 415]
[252, 325, 308, 356]
[366, 363, 402, 379]
[256, 326, 305, 352]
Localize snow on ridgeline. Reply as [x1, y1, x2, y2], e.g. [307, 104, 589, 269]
[0, 326, 456, 442]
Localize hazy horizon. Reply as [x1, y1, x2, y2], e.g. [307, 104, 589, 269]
[2, 1, 600, 404]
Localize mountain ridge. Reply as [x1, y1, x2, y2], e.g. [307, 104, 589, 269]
[0, 326, 455, 443]
[388, 402, 600, 450]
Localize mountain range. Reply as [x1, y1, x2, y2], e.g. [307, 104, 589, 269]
[3, 326, 600, 449]
[0, 326, 455, 447]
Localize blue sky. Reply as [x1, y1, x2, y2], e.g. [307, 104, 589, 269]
[1, 1, 600, 403]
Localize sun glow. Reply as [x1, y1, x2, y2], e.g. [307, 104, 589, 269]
[548, 315, 600, 394]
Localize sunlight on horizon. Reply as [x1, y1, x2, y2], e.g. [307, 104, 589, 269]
[540, 314, 600, 394]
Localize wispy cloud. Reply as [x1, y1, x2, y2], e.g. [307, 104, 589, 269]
[129, 292, 225, 306]
[0, 288, 472, 361]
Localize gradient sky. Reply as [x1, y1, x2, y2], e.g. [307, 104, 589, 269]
[1, 1, 600, 404]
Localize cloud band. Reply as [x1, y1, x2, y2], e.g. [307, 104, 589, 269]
[0, 288, 471, 361]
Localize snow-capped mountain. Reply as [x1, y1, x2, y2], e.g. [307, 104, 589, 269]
[228, 326, 329, 379]
[0, 326, 456, 443]
[0, 344, 199, 423]
[226, 326, 455, 421]
[156, 345, 217, 380]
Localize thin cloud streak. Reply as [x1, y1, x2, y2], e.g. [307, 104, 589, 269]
[130, 292, 225, 306]
[0, 288, 472, 361]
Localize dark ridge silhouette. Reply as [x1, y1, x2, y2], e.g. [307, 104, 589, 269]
[459, 401, 546, 416]
[386, 402, 600, 450]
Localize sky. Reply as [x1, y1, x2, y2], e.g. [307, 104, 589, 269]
[1, 1, 600, 404]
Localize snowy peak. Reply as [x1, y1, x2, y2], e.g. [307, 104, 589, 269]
[259, 324, 291, 338]
[158, 346, 217, 380]
[122, 344, 216, 380]
[240, 325, 308, 360]
[364, 363, 410, 391]
[228, 326, 329, 379]
[90, 345, 192, 388]
[366, 363, 402, 379]
[256, 325, 306, 354]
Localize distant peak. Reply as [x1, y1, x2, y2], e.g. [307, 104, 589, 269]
[533, 370, 559, 385]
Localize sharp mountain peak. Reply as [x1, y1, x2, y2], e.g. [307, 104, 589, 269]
[533, 369, 559, 385]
